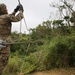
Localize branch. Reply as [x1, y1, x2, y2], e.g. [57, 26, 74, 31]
[61, 0, 74, 12]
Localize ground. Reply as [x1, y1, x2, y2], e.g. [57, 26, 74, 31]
[28, 68, 75, 75]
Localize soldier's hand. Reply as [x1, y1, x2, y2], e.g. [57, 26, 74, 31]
[14, 4, 20, 12]
[19, 4, 24, 12]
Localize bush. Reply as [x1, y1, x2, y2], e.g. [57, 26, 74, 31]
[42, 35, 75, 69]
[3, 56, 21, 75]
[3, 54, 36, 75]
[22, 62, 36, 74]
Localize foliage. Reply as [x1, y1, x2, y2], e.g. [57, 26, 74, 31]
[3, 56, 21, 75]
[44, 35, 75, 69]
[3, 1, 75, 74]
[30, 24, 51, 40]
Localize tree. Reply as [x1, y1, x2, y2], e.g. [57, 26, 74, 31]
[49, 0, 75, 27]
[52, 20, 64, 28]
[42, 20, 52, 28]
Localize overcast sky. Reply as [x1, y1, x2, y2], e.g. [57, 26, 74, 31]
[1, 0, 59, 33]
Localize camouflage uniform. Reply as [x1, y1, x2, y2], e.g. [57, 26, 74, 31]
[0, 3, 23, 74]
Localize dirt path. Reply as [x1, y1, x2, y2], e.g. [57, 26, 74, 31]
[28, 68, 75, 75]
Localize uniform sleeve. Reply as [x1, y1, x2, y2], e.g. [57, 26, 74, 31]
[9, 11, 24, 22]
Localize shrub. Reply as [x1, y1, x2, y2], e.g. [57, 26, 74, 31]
[43, 35, 75, 69]
[3, 55, 24, 75]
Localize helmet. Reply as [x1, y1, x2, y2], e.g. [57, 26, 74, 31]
[0, 3, 8, 15]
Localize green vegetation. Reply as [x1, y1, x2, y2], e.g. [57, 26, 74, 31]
[3, 25, 75, 75]
[3, 0, 75, 75]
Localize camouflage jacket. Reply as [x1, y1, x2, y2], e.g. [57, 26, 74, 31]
[0, 11, 23, 37]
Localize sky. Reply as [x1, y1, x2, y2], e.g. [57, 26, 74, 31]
[1, 0, 59, 34]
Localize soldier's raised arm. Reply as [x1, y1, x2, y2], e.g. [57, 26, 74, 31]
[8, 4, 24, 22]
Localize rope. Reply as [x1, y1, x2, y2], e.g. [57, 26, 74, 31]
[18, 0, 29, 32]
[23, 15, 29, 31]
[20, 20, 22, 33]
[18, 0, 21, 4]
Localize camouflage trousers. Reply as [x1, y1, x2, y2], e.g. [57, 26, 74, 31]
[0, 44, 10, 74]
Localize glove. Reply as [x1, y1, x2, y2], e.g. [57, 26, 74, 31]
[0, 40, 6, 49]
[14, 4, 20, 12]
[19, 4, 24, 12]
[0, 40, 6, 44]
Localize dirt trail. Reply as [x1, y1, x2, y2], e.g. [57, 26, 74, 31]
[28, 68, 75, 75]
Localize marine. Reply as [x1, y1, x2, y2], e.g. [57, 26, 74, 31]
[0, 3, 24, 74]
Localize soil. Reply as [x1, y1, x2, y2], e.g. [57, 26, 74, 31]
[28, 68, 75, 75]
